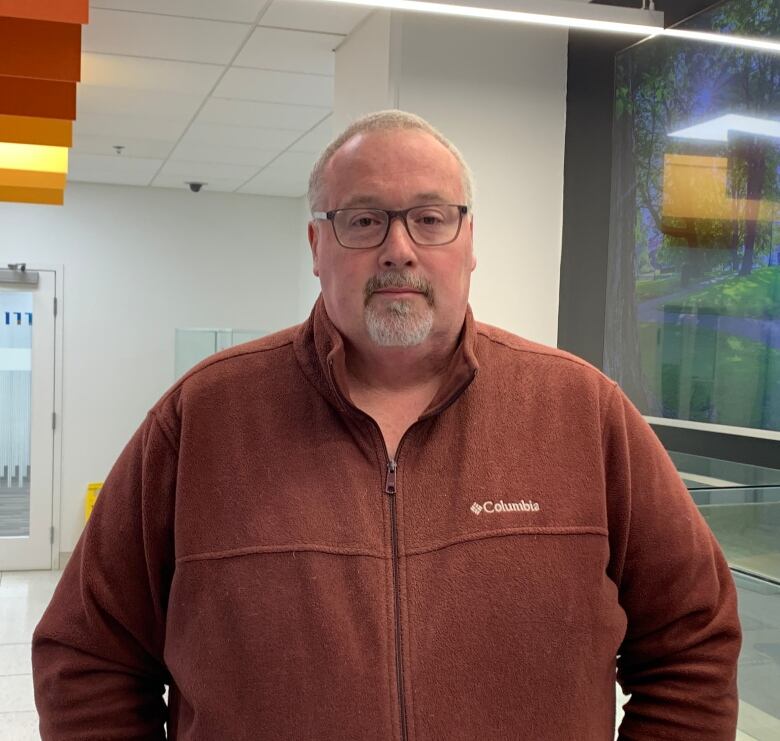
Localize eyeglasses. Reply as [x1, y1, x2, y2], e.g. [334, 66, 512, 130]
[312, 204, 468, 249]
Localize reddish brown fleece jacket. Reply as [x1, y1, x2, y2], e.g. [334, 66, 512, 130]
[32, 298, 740, 740]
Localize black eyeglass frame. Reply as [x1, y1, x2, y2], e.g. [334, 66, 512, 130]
[311, 204, 469, 249]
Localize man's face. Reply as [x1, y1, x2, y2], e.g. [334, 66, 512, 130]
[308, 129, 476, 351]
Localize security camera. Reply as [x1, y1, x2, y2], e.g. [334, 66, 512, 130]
[186, 181, 205, 193]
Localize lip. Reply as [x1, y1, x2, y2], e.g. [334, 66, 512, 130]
[373, 288, 422, 295]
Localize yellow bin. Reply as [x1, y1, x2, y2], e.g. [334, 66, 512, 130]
[85, 482, 104, 522]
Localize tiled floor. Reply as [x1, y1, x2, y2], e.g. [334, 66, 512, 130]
[0, 570, 61, 740]
[0, 569, 777, 740]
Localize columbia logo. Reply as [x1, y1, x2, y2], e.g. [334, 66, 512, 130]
[471, 500, 540, 515]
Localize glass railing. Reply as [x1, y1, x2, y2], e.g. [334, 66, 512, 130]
[670, 451, 780, 584]
[670, 451, 780, 740]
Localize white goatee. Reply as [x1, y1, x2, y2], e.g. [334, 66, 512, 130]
[363, 271, 435, 347]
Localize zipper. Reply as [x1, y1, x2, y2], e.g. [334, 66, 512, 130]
[385, 459, 397, 495]
[324, 354, 476, 741]
[385, 457, 408, 741]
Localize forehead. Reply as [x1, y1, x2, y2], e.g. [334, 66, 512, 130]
[322, 129, 464, 208]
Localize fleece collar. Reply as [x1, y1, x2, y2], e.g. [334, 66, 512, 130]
[293, 295, 480, 420]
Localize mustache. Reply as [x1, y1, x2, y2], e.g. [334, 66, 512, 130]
[364, 271, 434, 305]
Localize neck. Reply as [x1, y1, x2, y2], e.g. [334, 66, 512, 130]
[344, 327, 458, 394]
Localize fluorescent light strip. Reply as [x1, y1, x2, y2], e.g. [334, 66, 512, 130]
[318, 0, 780, 53]
[319, 0, 661, 36]
[664, 28, 780, 54]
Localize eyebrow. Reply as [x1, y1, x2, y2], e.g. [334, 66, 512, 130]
[339, 192, 452, 209]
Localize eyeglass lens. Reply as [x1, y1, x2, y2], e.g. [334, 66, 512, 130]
[333, 205, 462, 248]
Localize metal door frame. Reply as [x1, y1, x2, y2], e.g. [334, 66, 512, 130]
[0, 263, 63, 570]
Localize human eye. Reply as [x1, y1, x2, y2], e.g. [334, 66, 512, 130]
[346, 210, 384, 228]
[411, 207, 447, 226]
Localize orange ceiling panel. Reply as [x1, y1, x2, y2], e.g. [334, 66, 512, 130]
[0, 17, 81, 82]
[0, 114, 72, 147]
[0, 0, 88, 25]
[0, 184, 64, 205]
[0, 76, 76, 120]
[0, 168, 66, 190]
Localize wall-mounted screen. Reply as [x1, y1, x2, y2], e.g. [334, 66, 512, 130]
[605, 0, 780, 433]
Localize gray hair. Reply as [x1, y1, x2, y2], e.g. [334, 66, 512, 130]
[307, 109, 474, 213]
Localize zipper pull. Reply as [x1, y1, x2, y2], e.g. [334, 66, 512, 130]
[385, 459, 397, 494]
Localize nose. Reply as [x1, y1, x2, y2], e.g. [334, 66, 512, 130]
[377, 215, 417, 269]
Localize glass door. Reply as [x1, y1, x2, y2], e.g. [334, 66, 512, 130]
[0, 268, 56, 570]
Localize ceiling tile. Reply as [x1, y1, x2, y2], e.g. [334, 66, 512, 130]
[169, 141, 279, 167]
[181, 123, 301, 150]
[155, 158, 260, 182]
[198, 98, 328, 130]
[151, 175, 247, 193]
[73, 133, 176, 160]
[234, 27, 341, 75]
[81, 53, 223, 94]
[260, 0, 372, 34]
[239, 150, 317, 197]
[83, 9, 249, 64]
[68, 153, 163, 186]
[289, 115, 333, 153]
[90, 1, 267, 23]
[214, 68, 333, 107]
[74, 112, 189, 141]
[78, 85, 205, 121]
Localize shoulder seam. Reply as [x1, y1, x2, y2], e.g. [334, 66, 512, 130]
[156, 337, 295, 407]
[187, 337, 294, 376]
[600, 381, 621, 450]
[150, 410, 179, 454]
[475, 328, 603, 376]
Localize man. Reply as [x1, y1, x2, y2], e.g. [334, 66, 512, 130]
[33, 110, 740, 740]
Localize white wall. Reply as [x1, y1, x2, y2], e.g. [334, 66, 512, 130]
[335, 13, 568, 344]
[1, 183, 306, 551]
[298, 193, 322, 319]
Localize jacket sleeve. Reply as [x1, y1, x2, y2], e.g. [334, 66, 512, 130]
[602, 386, 741, 741]
[32, 411, 177, 740]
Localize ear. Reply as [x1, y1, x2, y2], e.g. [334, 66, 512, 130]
[308, 221, 320, 277]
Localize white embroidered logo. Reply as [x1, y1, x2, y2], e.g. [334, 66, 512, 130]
[470, 500, 540, 515]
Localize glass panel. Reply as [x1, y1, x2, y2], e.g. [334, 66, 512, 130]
[174, 329, 216, 380]
[695, 484, 780, 734]
[733, 573, 780, 739]
[174, 329, 268, 380]
[670, 451, 780, 489]
[605, 0, 780, 433]
[692, 486, 780, 582]
[231, 330, 265, 346]
[673, 450, 780, 735]
[0, 292, 33, 537]
[215, 330, 232, 354]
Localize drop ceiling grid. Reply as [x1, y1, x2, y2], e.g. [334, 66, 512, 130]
[71, 1, 368, 195]
[89, 1, 271, 25]
[142, 0, 286, 191]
